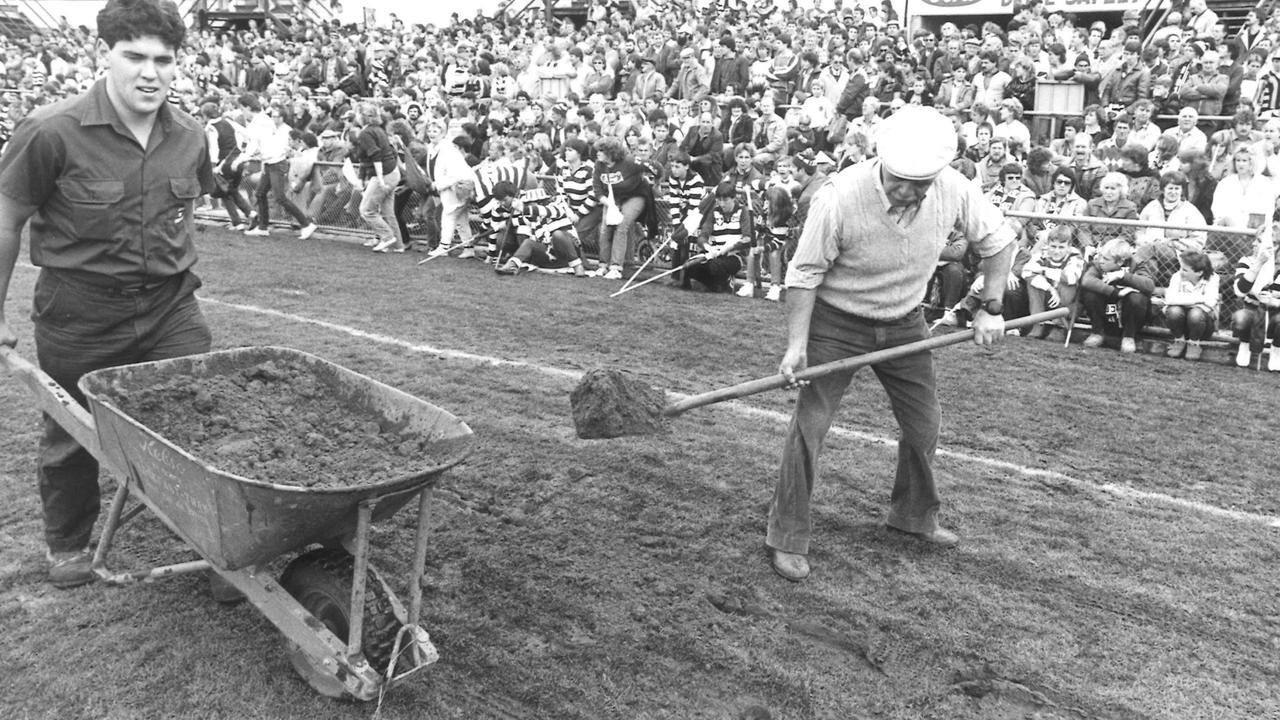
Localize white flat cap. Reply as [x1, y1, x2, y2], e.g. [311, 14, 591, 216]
[877, 106, 958, 181]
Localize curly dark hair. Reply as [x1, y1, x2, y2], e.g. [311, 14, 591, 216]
[97, 0, 185, 51]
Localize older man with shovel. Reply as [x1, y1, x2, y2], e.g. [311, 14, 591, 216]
[766, 106, 1015, 582]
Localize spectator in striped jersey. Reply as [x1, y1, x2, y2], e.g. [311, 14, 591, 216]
[661, 150, 708, 288]
[488, 182, 586, 277]
[558, 139, 599, 255]
[684, 181, 754, 293]
[1229, 232, 1280, 370]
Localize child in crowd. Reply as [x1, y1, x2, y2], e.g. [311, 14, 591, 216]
[1021, 225, 1085, 340]
[1078, 237, 1157, 353]
[1158, 250, 1220, 361]
[736, 184, 793, 302]
[685, 182, 753, 293]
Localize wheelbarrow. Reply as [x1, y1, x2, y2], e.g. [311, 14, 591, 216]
[0, 345, 474, 701]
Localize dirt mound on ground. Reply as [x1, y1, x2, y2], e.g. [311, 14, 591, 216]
[103, 359, 441, 488]
[570, 368, 668, 439]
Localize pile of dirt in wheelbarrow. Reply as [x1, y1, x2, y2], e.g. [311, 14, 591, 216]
[104, 359, 440, 488]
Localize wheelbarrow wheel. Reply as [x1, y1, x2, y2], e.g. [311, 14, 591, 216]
[279, 548, 402, 699]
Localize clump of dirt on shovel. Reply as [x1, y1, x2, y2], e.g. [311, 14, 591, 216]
[570, 368, 668, 439]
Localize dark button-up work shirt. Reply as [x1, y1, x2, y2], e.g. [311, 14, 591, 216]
[0, 79, 214, 285]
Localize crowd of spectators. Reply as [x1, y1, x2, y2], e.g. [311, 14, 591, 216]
[2, 0, 1279, 367]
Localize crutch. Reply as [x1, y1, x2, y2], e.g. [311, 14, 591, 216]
[610, 254, 707, 298]
[620, 235, 673, 292]
[1259, 306, 1270, 371]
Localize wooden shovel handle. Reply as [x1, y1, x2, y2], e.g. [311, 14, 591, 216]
[661, 308, 1070, 418]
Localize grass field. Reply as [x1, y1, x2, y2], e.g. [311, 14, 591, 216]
[2, 226, 1279, 720]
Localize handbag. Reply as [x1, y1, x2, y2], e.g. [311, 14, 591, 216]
[401, 152, 435, 196]
[603, 183, 624, 226]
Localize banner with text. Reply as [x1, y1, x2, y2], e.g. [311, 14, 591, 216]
[913, 0, 1148, 16]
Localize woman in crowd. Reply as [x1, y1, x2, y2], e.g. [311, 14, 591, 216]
[1118, 143, 1161, 213]
[593, 135, 655, 280]
[1029, 166, 1088, 244]
[350, 102, 404, 253]
[424, 118, 479, 258]
[1230, 233, 1280, 370]
[1078, 172, 1138, 250]
[1211, 147, 1277, 260]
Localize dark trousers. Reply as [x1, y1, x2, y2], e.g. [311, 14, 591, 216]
[683, 253, 743, 292]
[767, 302, 941, 555]
[32, 269, 212, 552]
[255, 159, 312, 229]
[216, 167, 253, 225]
[1232, 305, 1280, 351]
[1080, 288, 1151, 339]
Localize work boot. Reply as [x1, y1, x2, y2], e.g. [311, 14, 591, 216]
[768, 548, 810, 582]
[47, 548, 95, 589]
[887, 524, 960, 548]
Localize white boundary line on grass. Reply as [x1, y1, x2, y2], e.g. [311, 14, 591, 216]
[198, 296, 1280, 530]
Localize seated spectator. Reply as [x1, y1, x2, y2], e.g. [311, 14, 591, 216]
[1022, 226, 1085, 339]
[1157, 250, 1220, 360]
[1029, 167, 1088, 243]
[1136, 171, 1208, 253]
[1161, 106, 1208, 157]
[1079, 172, 1139, 251]
[1079, 236, 1157, 353]
[1229, 233, 1280, 370]
[973, 135, 1010, 190]
[1208, 108, 1264, 179]
[1149, 134, 1182, 175]
[661, 149, 710, 288]
[1211, 146, 1277, 258]
[685, 181, 754, 293]
[1048, 117, 1083, 165]
[1116, 143, 1161, 212]
[488, 182, 587, 277]
[681, 111, 726, 186]
[995, 98, 1031, 158]
[1023, 147, 1056, 197]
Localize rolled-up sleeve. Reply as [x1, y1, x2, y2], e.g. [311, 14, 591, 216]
[785, 181, 842, 289]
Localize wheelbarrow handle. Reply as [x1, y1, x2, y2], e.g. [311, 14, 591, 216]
[0, 345, 100, 454]
[661, 308, 1070, 418]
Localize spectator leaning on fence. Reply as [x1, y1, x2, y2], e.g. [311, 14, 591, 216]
[1230, 232, 1280, 371]
[1157, 250, 1220, 361]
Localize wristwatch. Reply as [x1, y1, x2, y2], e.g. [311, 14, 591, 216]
[979, 298, 1004, 316]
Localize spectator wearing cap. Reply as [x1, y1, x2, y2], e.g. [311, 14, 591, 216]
[710, 37, 751, 97]
[667, 47, 710, 102]
[1178, 49, 1228, 117]
[764, 106, 1014, 582]
[1099, 39, 1150, 109]
[632, 55, 667, 101]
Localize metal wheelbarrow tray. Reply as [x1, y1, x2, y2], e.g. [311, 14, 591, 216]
[3, 345, 474, 701]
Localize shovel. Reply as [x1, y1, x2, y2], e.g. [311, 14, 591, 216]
[570, 308, 1069, 439]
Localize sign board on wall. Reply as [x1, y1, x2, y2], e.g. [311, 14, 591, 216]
[913, 0, 1148, 16]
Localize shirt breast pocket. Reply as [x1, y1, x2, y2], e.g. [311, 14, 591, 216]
[58, 178, 124, 239]
[166, 177, 202, 236]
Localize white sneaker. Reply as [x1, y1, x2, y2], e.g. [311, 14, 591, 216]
[1236, 343, 1251, 368]
[457, 247, 477, 259]
[228, 222, 248, 231]
[603, 266, 623, 280]
[425, 245, 454, 259]
[372, 237, 397, 252]
[937, 310, 958, 327]
[1120, 337, 1137, 354]
[244, 227, 270, 237]
[736, 282, 756, 298]
[1082, 333, 1104, 348]
[362, 238, 379, 247]
[765, 285, 783, 302]
[299, 223, 318, 240]
[1269, 349, 1280, 372]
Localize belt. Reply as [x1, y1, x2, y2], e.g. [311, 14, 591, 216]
[817, 297, 921, 325]
[52, 269, 182, 297]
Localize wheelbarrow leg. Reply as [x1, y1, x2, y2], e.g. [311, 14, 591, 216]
[92, 475, 133, 575]
[406, 490, 432, 637]
[347, 501, 374, 664]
